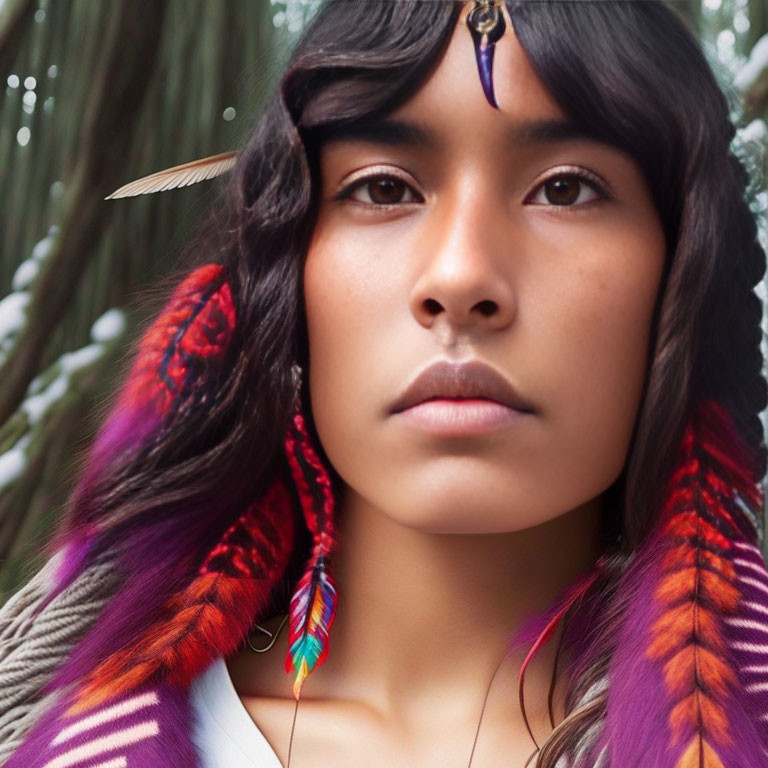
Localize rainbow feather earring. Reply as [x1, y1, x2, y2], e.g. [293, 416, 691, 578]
[282, 363, 340, 701]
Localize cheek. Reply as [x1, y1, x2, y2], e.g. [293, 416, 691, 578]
[302, 229, 396, 460]
[533, 229, 665, 485]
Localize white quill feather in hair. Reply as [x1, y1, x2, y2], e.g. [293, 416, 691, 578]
[104, 150, 238, 199]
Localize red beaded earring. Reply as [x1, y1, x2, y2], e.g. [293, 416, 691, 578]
[282, 362, 340, 702]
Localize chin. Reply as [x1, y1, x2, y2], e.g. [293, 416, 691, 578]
[383, 494, 539, 535]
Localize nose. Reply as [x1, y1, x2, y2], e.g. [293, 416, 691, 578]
[409, 175, 516, 335]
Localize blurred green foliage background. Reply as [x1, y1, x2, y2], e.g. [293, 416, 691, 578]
[0, 0, 766, 602]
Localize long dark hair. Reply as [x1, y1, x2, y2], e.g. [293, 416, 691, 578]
[27, 1, 768, 766]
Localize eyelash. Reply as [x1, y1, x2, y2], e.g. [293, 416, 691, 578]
[334, 167, 612, 211]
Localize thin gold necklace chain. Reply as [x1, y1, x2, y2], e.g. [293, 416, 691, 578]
[247, 614, 524, 768]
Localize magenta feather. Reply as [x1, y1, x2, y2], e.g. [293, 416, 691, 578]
[587, 399, 767, 768]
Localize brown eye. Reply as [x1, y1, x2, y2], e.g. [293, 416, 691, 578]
[544, 177, 581, 206]
[337, 174, 421, 207]
[368, 177, 408, 205]
[527, 172, 608, 208]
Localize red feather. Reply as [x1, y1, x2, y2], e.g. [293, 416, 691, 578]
[643, 401, 757, 765]
[67, 476, 296, 715]
[121, 262, 236, 420]
[85, 263, 236, 495]
[594, 398, 767, 767]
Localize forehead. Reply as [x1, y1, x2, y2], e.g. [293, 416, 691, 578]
[397, 3, 565, 122]
[320, 4, 599, 157]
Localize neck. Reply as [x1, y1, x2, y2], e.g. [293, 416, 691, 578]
[304, 489, 603, 731]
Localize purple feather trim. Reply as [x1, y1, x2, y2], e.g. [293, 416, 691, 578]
[725, 539, 768, 754]
[5, 678, 200, 768]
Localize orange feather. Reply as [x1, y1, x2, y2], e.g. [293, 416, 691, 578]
[640, 401, 754, 767]
[675, 735, 727, 768]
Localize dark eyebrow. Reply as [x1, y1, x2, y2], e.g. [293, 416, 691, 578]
[513, 119, 604, 145]
[320, 119, 434, 149]
[318, 117, 607, 150]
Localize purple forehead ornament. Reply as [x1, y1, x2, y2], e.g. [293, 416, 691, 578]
[466, 0, 507, 110]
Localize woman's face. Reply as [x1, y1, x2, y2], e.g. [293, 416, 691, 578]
[303, 7, 666, 534]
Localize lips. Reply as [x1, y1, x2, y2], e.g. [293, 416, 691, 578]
[389, 359, 536, 415]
